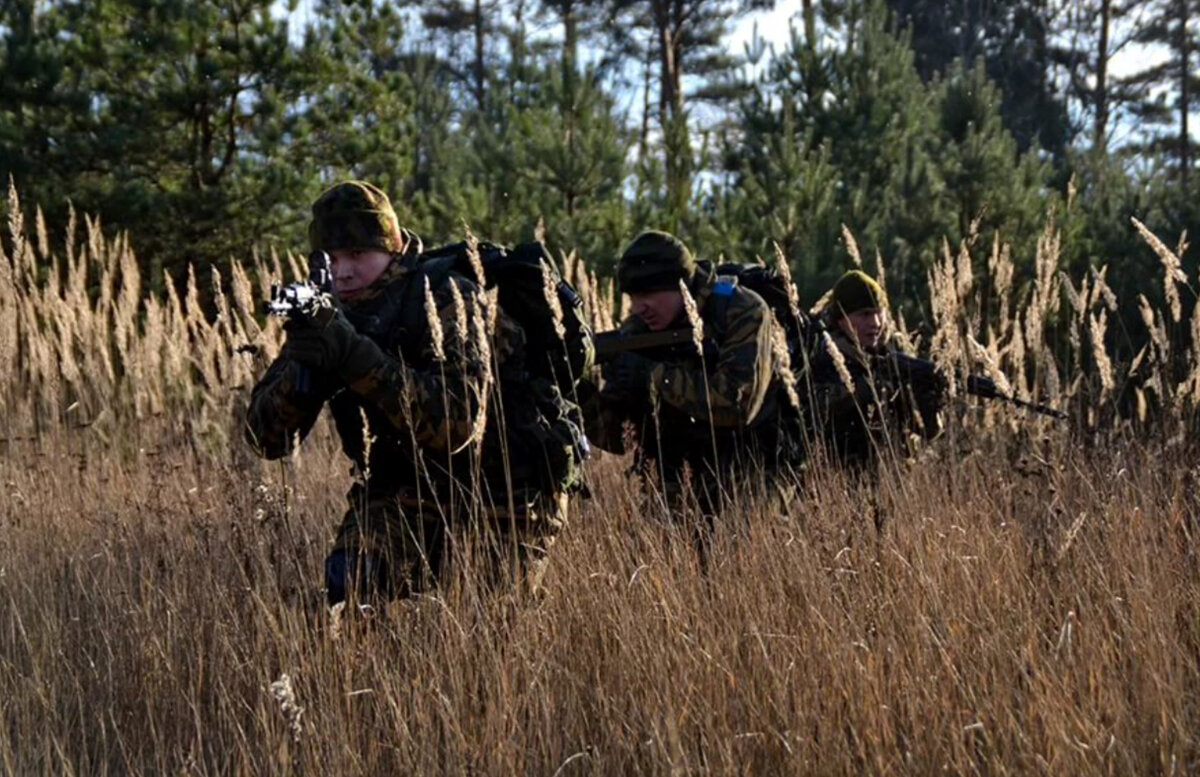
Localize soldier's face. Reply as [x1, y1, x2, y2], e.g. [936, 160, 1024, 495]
[329, 248, 393, 301]
[840, 308, 885, 349]
[630, 289, 685, 331]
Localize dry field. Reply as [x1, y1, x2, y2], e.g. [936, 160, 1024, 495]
[1, 188, 1199, 774]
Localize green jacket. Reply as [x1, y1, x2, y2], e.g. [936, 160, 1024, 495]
[584, 267, 793, 482]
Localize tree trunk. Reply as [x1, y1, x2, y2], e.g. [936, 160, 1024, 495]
[562, 0, 577, 101]
[638, 41, 652, 178]
[474, 0, 486, 109]
[1094, 0, 1110, 153]
[1179, 0, 1190, 192]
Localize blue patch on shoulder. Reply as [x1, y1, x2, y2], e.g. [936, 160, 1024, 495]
[713, 280, 736, 297]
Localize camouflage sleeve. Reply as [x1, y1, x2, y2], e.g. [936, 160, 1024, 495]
[244, 356, 337, 459]
[808, 348, 859, 416]
[343, 274, 489, 454]
[807, 339, 888, 426]
[578, 378, 635, 453]
[654, 288, 774, 428]
[898, 350, 945, 439]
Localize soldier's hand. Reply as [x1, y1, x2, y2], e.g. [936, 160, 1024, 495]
[284, 308, 384, 380]
[602, 352, 657, 395]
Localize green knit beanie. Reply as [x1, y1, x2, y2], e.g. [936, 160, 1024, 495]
[308, 181, 404, 253]
[617, 230, 697, 294]
[831, 270, 885, 316]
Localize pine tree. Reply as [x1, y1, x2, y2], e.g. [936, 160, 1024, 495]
[420, 0, 503, 110]
[1119, 0, 1200, 198]
[885, 0, 1073, 158]
[717, 0, 1052, 315]
[1, 0, 312, 289]
[602, 0, 770, 232]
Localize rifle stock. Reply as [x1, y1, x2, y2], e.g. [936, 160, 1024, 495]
[593, 328, 700, 362]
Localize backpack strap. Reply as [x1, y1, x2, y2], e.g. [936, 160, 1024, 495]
[341, 255, 458, 360]
[393, 255, 456, 355]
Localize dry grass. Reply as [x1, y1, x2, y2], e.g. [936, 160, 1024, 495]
[3, 432, 1197, 775]
[2, 185, 1200, 774]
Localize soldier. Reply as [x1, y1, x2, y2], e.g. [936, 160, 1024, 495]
[245, 181, 571, 606]
[583, 230, 796, 520]
[807, 270, 945, 467]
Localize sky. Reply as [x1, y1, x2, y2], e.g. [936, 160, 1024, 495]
[272, 0, 1178, 151]
[730, 1, 804, 56]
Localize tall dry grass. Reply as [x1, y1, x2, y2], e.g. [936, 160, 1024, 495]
[3, 429, 1196, 774]
[2, 184, 1199, 774]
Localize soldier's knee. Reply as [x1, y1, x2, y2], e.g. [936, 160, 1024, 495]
[325, 548, 389, 606]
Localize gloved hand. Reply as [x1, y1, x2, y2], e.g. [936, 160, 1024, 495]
[284, 307, 386, 381]
[602, 352, 657, 396]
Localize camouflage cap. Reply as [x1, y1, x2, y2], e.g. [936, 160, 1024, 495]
[617, 230, 696, 294]
[831, 270, 885, 316]
[308, 181, 404, 254]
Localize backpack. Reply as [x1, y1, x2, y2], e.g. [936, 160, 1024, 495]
[711, 262, 822, 371]
[419, 241, 595, 392]
[709, 261, 820, 466]
[414, 241, 594, 495]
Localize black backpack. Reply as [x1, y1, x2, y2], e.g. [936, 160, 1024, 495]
[419, 241, 594, 392]
[414, 241, 594, 495]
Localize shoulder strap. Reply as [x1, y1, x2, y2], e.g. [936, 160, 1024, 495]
[396, 255, 457, 343]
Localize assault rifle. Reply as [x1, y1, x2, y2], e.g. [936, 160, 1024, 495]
[264, 251, 334, 318]
[594, 328, 714, 363]
[881, 351, 1067, 420]
[595, 326, 1068, 420]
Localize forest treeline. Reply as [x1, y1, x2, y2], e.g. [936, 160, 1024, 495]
[2, 0, 1196, 330]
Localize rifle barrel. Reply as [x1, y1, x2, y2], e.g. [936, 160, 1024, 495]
[892, 352, 1066, 420]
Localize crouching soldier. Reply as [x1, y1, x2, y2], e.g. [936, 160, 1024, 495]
[245, 181, 574, 605]
[582, 230, 796, 523]
[808, 270, 945, 467]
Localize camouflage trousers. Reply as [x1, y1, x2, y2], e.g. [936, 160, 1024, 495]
[327, 483, 567, 604]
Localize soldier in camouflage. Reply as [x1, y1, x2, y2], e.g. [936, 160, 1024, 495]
[582, 230, 794, 518]
[807, 270, 945, 467]
[245, 181, 565, 606]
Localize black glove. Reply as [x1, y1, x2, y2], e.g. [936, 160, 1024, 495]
[602, 352, 657, 395]
[284, 307, 385, 381]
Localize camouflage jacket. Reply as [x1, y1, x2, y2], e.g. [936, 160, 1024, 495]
[245, 254, 503, 502]
[584, 268, 792, 482]
[807, 326, 943, 465]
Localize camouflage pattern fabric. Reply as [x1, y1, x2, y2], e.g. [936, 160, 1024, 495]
[806, 325, 944, 466]
[308, 181, 407, 254]
[246, 247, 567, 601]
[583, 270, 790, 507]
[246, 256, 489, 466]
[330, 485, 565, 598]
